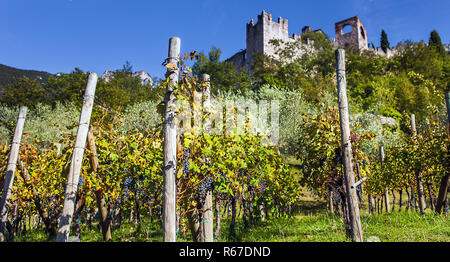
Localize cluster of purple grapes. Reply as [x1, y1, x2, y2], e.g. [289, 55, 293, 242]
[216, 192, 228, 201]
[197, 176, 214, 201]
[351, 133, 360, 143]
[182, 148, 190, 177]
[204, 157, 211, 167]
[257, 180, 268, 193]
[123, 189, 130, 201]
[124, 176, 134, 188]
[77, 175, 84, 189]
[333, 148, 343, 165]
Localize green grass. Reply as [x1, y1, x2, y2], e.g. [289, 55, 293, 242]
[224, 211, 348, 242]
[13, 219, 166, 242]
[225, 202, 449, 242]
[361, 211, 450, 242]
[13, 227, 53, 242]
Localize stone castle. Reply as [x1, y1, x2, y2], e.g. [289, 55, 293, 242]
[101, 70, 153, 86]
[227, 10, 394, 72]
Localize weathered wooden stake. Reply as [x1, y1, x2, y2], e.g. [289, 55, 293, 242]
[391, 189, 396, 212]
[410, 114, 426, 214]
[351, 177, 367, 189]
[56, 72, 98, 242]
[368, 195, 375, 215]
[435, 92, 450, 213]
[411, 184, 418, 211]
[335, 49, 363, 242]
[201, 73, 212, 133]
[446, 92, 450, 126]
[416, 177, 427, 214]
[380, 146, 390, 213]
[0, 106, 27, 241]
[427, 183, 435, 211]
[86, 127, 111, 241]
[163, 36, 180, 242]
[201, 73, 214, 242]
[355, 162, 365, 209]
[214, 198, 221, 240]
[328, 187, 335, 214]
[410, 113, 417, 135]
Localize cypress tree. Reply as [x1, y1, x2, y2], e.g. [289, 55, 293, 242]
[428, 30, 445, 57]
[380, 30, 390, 53]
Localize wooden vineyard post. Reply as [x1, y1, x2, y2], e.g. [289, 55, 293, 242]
[410, 114, 427, 214]
[380, 146, 390, 213]
[435, 92, 450, 213]
[410, 114, 416, 135]
[163, 36, 180, 242]
[56, 72, 98, 242]
[446, 92, 450, 130]
[201, 73, 212, 133]
[201, 74, 213, 242]
[355, 162, 365, 210]
[327, 186, 335, 214]
[335, 49, 363, 242]
[368, 195, 375, 215]
[86, 127, 111, 241]
[0, 106, 27, 242]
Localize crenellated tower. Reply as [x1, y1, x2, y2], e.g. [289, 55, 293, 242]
[245, 11, 301, 70]
[228, 10, 304, 72]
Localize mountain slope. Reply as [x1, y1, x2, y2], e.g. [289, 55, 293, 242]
[0, 64, 52, 86]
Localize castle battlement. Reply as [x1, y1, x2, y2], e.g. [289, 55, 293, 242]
[246, 10, 299, 42]
[231, 10, 309, 72]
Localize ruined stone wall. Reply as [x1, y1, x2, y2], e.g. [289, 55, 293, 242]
[374, 47, 391, 58]
[245, 14, 264, 72]
[373, 46, 397, 58]
[443, 44, 450, 53]
[335, 16, 368, 50]
[226, 50, 246, 70]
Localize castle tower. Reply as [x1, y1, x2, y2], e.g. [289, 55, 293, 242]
[226, 10, 319, 73]
[245, 10, 300, 72]
[335, 16, 368, 50]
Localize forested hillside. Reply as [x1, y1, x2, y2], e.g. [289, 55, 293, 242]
[0, 64, 52, 86]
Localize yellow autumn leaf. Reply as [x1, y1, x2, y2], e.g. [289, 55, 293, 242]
[165, 62, 178, 71]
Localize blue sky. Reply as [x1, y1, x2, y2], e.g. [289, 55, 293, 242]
[1, 0, 449, 79]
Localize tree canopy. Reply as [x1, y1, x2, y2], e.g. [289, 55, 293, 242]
[381, 30, 390, 53]
[0, 62, 164, 110]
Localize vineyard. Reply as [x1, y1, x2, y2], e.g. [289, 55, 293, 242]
[0, 35, 449, 243]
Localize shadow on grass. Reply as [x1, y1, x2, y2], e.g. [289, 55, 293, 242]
[12, 228, 56, 242]
[291, 200, 328, 216]
[217, 199, 334, 242]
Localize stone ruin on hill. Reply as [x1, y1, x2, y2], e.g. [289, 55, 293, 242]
[101, 70, 153, 86]
[226, 10, 396, 73]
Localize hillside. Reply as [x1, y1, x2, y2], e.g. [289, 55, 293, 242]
[0, 64, 52, 86]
